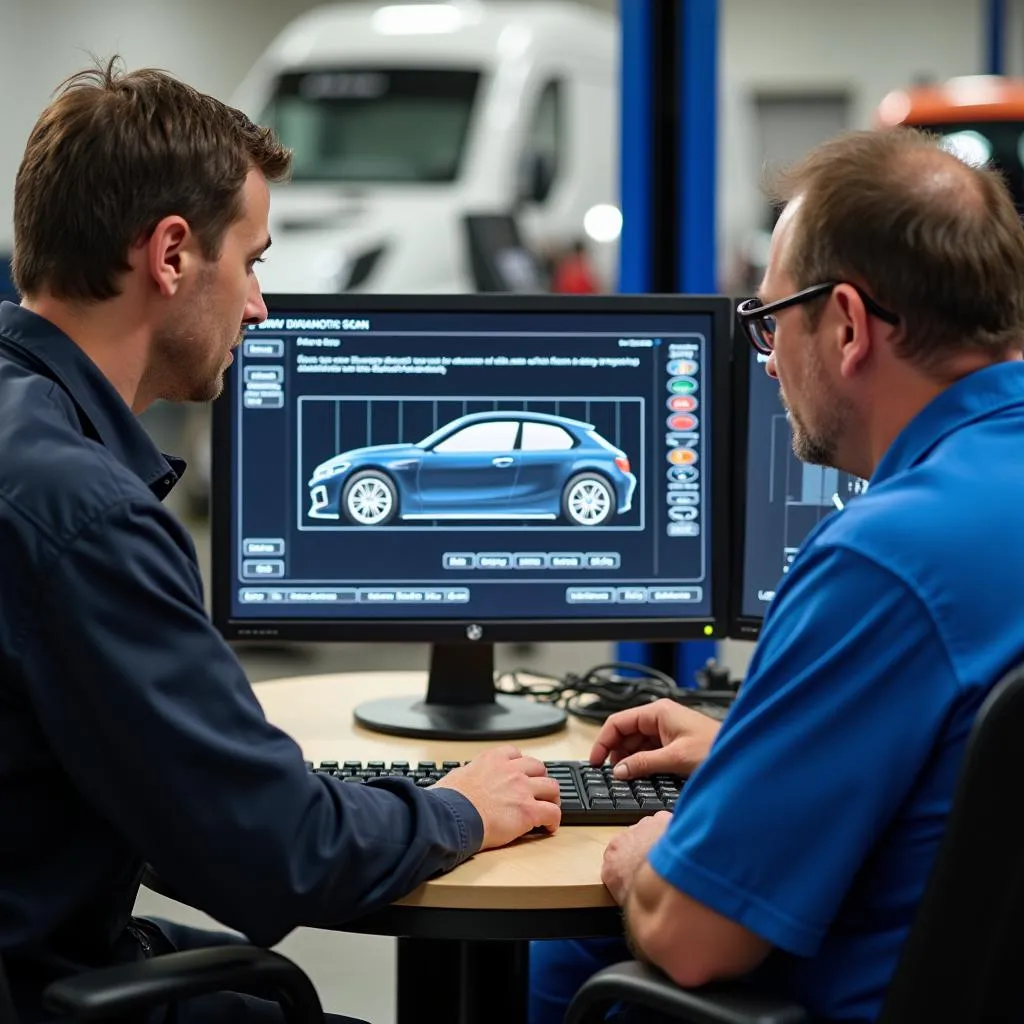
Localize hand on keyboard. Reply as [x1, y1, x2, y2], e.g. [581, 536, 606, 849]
[591, 698, 722, 779]
[306, 759, 683, 825]
[433, 745, 562, 848]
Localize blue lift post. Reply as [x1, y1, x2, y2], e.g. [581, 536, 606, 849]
[986, 0, 1006, 74]
[617, 0, 718, 687]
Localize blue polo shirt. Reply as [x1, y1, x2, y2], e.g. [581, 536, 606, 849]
[649, 360, 1024, 1021]
[0, 302, 483, 1022]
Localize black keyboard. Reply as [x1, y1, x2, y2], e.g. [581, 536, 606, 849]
[305, 759, 684, 825]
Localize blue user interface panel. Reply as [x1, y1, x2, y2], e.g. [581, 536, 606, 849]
[740, 349, 867, 620]
[228, 307, 715, 622]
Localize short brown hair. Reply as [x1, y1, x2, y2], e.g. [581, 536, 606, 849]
[767, 128, 1024, 368]
[13, 56, 292, 302]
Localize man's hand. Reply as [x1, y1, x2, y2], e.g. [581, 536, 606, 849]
[433, 745, 561, 848]
[590, 698, 721, 779]
[602, 810, 673, 905]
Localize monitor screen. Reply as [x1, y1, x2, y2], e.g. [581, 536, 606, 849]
[212, 294, 731, 737]
[730, 343, 867, 638]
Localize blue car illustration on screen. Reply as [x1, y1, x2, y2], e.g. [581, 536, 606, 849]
[307, 411, 637, 527]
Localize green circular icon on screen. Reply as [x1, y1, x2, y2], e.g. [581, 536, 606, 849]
[668, 376, 697, 394]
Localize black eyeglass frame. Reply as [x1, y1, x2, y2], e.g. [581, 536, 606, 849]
[735, 282, 900, 355]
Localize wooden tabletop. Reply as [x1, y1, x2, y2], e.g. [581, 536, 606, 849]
[253, 671, 620, 911]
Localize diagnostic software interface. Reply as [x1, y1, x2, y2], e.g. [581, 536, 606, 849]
[740, 349, 867, 619]
[226, 304, 717, 623]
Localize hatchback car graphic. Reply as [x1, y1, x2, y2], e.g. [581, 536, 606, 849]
[307, 411, 637, 526]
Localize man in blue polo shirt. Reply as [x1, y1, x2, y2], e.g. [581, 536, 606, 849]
[531, 128, 1024, 1022]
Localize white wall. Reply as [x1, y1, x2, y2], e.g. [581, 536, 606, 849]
[718, 0, 987, 276]
[0, 0, 327, 252]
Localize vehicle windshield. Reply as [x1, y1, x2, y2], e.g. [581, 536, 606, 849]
[926, 120, 1024, 213]
[261, 67, 480, 183]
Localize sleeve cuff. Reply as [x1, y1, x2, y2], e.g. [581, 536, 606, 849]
[427, 787, 484, 862]
[647, 842, 824, 958]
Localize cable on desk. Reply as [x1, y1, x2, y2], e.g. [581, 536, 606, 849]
[494, 661, 738, 724]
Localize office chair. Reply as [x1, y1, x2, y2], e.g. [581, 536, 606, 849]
[0, 955, 15, 1024]
[0, 945, 324, 1024]
[565, 658, 1024, 1024]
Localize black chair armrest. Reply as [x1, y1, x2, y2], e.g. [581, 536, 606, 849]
[42, 946, 323, 1024]
[564, 960, 810, 1024]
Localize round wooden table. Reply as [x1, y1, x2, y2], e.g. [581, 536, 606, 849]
[258, 671, 624, 1024]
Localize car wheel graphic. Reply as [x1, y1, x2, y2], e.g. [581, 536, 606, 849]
[562, 473, 614, 526]
[342, 470, 398, 526]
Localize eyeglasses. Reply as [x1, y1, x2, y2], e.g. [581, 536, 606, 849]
[735, 282, 900, 355]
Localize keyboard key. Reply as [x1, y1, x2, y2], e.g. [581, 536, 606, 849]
[418, 761, 437, 770]
[415, 778, 434, 788]
[367, 761, 385, 770]
[442, 761, 461, 770]
[344, 761, 362, 769]
[391, 761, 410, 770]
[319, 761, 339, 770]
[343, 776, 365, 784]
[590, 798, 615, 810]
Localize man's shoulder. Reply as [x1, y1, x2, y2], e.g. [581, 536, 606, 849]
[804, 458, 1024, 685]
[814, 454, 1022, 574]
[0, 373, 148, 548]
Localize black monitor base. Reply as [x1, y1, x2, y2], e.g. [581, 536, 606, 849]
[353, 642, 566, 740]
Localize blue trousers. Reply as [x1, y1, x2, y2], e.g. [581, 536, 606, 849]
[529, 937, 631, 1024]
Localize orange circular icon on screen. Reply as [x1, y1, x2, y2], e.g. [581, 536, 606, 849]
[667, 395, 698, 413]
[667, 413, 698, 432]
[667, 448, 698, 466]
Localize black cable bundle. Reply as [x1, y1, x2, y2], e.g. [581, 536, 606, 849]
[495, 661, 736, 724]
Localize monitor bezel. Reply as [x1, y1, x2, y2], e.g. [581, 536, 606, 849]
[211, 292, 733, 644]
[727, 322, 766, 640]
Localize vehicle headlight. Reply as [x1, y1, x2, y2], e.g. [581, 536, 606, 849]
[312, 461, 350, 482]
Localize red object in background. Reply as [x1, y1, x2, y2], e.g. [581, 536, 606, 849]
[551, 246, 600, 294]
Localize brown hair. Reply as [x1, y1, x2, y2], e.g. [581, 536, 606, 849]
[767, 128, 1024, 368]
[12, 56, 292, 302]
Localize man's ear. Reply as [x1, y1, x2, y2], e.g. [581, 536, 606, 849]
[832, 283, 872, 379]
[138, 215, 193, 297]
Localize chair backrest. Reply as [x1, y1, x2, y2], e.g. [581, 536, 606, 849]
[0, 958, 18, 1024]
[878, 660, 1024, 1022]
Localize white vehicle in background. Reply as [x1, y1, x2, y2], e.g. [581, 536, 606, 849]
[231, 0, 620, 294]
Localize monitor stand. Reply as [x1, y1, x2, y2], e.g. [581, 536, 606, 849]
[353, 643, 567, 740]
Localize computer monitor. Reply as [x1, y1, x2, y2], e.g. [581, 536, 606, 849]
[729, 337, 868, 639]
[212, 294, 732, 739]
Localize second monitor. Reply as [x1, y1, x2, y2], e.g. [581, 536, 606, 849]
[212, 294, 732, 738]
[730, 340, 868, 639]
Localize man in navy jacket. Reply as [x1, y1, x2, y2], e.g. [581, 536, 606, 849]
[0, 59, 560, 1024]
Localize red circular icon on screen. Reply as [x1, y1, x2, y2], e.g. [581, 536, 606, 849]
[667, 395, 698, 413]
[667, 414, 698, 432]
